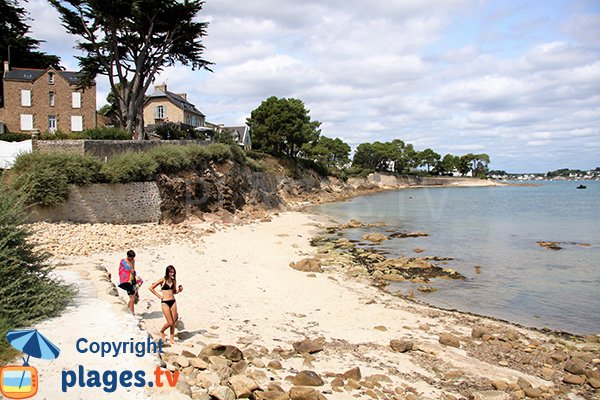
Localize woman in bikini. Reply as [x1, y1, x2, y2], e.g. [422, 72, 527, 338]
[149, 265, 183, 344]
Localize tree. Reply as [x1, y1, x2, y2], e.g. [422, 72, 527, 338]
[417, 148, 441, 173]
[50, 0, 213, 137]
[247, 96, 321, 158]
[301, 136, 351, 170]
[438, 154, 459, 175]
[352, 141, 399, 172]
[0, 0, 61, 106]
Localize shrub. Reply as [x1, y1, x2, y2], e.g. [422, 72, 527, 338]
[245, 149, 268, 160]
[0, 183, 75, 362]
[246, 157, 266, 172]
[12, 167, 70, 207]
[12, 153, 102, 186]
[204, 143, 233, 163]
[228, 144, 246, 164]
[82, 127, 131, 140]
[39, 127, 131, 140]
[0, 133, 30, 142]
[152, 123, 195, 140]
[11, 153, 102, 206]
[182, 144, 210, 169]
[147, 145, 192, 174]
[101, 152, 159, 183]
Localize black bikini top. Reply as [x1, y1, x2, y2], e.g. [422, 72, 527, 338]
[161, 280, 174, 291]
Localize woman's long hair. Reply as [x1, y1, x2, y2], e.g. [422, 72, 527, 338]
[164, 265, 176, 282]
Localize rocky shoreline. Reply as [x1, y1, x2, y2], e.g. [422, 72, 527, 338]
[27, 212, 599, 400]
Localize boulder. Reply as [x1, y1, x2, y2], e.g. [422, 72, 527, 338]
[289, 387, 326, 400]
[232, 360, 248, 375]
[209, 385, 236, 400]
[439, 333, 460, 348]
[342, 367, 361, 381]
[471, 327, 491, 339]
[292, 371, 325, 386]
[588, 377, 600, 389]
[522, 387, 543, 398]
[293, 338, 325, 354]
[200, 344, 244, 362]
[228, 375, 259, 398]
[564, 359, 586, 375]
[267, 360, 283, 370]
[209, 356, 230, 368]
[196, 371, 221, 389]
[563, 374, 585, 385]
[390, 339, 414, 353]
[361, 233, 388, 243]
[189, 357, 209, 370]
[469, 391, 510, 400]
[173, 355, 190, 368]
[255, 391, 290, 400]
[289, 258, 323, 273]
[517, 377, 532, 390]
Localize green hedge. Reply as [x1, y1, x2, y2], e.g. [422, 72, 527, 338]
[40, 127, 131, 140]
[10, 144, 244, 205]
[101, 152, 159, 183]
[0, 184, 75, 362]
[11, 153, 103, 206]
[0, 133, 30, 142]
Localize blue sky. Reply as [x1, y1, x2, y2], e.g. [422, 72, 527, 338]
[24, 0, 600, 173]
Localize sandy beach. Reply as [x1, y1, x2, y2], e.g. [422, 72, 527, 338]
[23, 211, 599, 399]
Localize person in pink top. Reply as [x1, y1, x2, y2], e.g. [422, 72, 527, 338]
[118, 250, 137, 314]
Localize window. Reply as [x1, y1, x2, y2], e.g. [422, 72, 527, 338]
[21, 90, 31, 107]
[72, 92, 81, 108]
[48, 72, 55, 84]
[49, 92, 55, 106]
[48, 115, 57, 132]
[154, 105, 165, 119]
[20, 114, 34, 131]
[71, 116, 83, 132]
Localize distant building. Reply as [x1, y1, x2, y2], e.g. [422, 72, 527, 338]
[0, 62, 96, 134]
[143, 83, 205, 130]
[205, 122, 252, 150]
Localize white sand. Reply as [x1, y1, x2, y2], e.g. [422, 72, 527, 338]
[22, 211, 551, 399]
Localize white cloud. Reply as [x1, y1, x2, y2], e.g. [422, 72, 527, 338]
[20, 0, 600, 172]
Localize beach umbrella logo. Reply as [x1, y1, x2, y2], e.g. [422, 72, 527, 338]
[0, 329, 60, 399]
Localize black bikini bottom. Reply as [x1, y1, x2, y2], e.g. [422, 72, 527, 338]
[161, 299, 176, 308]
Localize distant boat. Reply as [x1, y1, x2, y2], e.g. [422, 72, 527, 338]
[576, 185, 587, 189]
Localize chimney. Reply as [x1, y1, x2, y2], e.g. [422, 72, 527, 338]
[177, 93, 187, 100]
[155, 82, 167, 92]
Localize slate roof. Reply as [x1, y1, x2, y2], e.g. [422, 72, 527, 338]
[146, 88, 205, 117]
[4, 68, 85, 85]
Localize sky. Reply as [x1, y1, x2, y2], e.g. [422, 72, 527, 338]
[23, 0, 600, 173]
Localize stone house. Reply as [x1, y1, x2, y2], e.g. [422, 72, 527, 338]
[0, 62, 96, 134]
[143, 83, 205, 130]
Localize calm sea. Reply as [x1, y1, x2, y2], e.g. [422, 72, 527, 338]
[311, 180, 600, 335]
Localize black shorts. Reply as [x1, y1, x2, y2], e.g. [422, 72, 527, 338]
[118, 282, 136, 296]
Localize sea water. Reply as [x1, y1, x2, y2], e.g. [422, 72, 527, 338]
[311, 180, 600, 335]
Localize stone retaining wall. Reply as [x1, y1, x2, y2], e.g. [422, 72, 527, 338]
[28, 182, 161, 224]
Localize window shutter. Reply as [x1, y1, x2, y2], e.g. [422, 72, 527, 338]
[154, 106, 159, 119]
[72, 92, 81, 108]
[20, 114, 34, 130]
[21, 90, 31, 107]
[71, 116, 83, 132]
